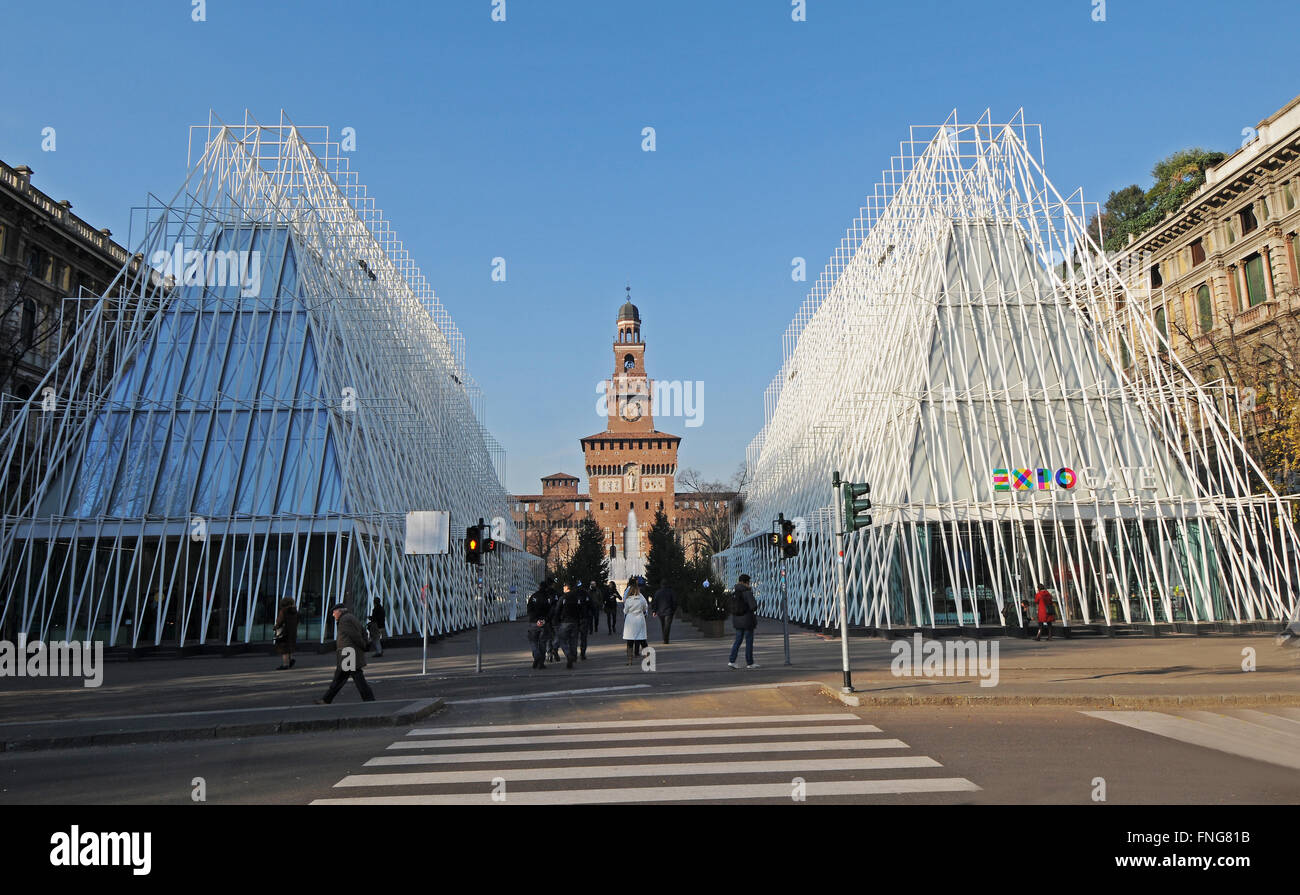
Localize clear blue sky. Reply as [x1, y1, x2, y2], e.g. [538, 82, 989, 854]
[2, 0, 1297, 493]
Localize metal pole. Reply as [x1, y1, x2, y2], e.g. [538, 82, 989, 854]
[475, 566, 483, 674]
[781, 563, 791, 666]
[833, 470, 853, 692]
[421, 581, 428, 676]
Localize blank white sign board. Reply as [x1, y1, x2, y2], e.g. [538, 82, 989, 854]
[405, 511, 450, 555]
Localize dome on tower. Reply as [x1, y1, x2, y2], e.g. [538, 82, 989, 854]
[618, 285, 640, 323]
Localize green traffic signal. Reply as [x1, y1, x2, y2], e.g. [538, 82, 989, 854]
[843, 481, 872, 532]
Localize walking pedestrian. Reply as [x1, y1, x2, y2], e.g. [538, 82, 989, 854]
[573, 581, 593, 660]
[621, 579, 649, 665]
[526, 580, 554, 669]
[556, 583, 586, 669]
[586, 581, 601, 637]
[604, 582, 618, 634]
[727, 574, 759, 669]
[316, 604, 376, 703]
[1034, 584, 1056, 641]
[273, 596, 298, 669]
[651, 581, 677, 644]
[542, 579, 561, 663]
[367, 597, 386, 657]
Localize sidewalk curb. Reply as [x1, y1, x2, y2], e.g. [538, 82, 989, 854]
[818, 685, 1300, 709]
[1, 698, 444, 753]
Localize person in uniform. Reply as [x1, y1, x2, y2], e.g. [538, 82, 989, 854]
[526, 579, 555, 669]
[556, 583, 586, 669]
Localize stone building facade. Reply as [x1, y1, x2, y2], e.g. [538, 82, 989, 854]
[0, 160, 143, 401]
[1109, 93, 1300, 489]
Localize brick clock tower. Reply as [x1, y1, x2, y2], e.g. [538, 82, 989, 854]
[580, 289, 680, 583]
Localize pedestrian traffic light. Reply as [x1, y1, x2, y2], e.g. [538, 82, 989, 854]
[769, 531, 782, 551]
[780, 518, 798, 558]
[843, 481, 872, 532]
[483, 534, 497, 554]
[465, 525, 482, 564]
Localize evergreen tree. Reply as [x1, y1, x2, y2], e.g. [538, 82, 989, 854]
[644, 509, 685, 593]
[564, 515, 609, 587]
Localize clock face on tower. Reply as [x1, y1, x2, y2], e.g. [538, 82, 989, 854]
[621, 400, 643, 422]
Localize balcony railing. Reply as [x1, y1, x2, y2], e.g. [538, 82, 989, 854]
[0, 160, 131, 269]
[1233, 300, 1274, 332]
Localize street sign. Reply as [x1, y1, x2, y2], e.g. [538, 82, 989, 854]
[405, 511, 450, 554]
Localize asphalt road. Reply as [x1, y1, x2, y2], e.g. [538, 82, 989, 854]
[3, 684, 1296, 805]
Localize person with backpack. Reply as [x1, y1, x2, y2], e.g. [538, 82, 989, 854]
[621, 579, 649, 665]
[1034, 584, 1056, 641]
[727, 574, 759, 669]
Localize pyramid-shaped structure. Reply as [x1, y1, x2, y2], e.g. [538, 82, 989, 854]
[0, 113, 538, 647]
[719, 113, 1298, 632]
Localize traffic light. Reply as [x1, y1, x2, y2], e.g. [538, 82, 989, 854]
[465, 524, 482, 564]
[769, 531, 782, 551]
[843, 481, 872, 532]
[780, 517, 798, 558]
[483, 533, 497, 554]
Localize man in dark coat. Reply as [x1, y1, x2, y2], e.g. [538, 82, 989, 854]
[526, 580, 555, 669]
[317, 604, 376, 703]
[651, 582, 677, 644]
[573, 581, 594, 659]
[544, 582, 562, 663]
[727, 574, 759, 669]
[603, 582, 619, 634]
[555, 583, 588, 668]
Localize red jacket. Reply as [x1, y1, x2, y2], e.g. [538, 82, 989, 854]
[1035, 590, 1055, 622]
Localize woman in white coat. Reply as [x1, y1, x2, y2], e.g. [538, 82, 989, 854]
[621, 580, 649, 665]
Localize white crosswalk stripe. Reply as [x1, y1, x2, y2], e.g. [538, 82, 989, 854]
[385, 723, 881, 750]
[1083, 708, 1300, 771]
[312, 712, 980, 804]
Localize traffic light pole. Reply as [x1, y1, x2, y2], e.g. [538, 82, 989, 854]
[781, 564, 791, 666]
[475, 557, 484, 674]
[832, 470, 853, 692]
[473, 517, 486, 673]
[774, 514, 793, 666]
